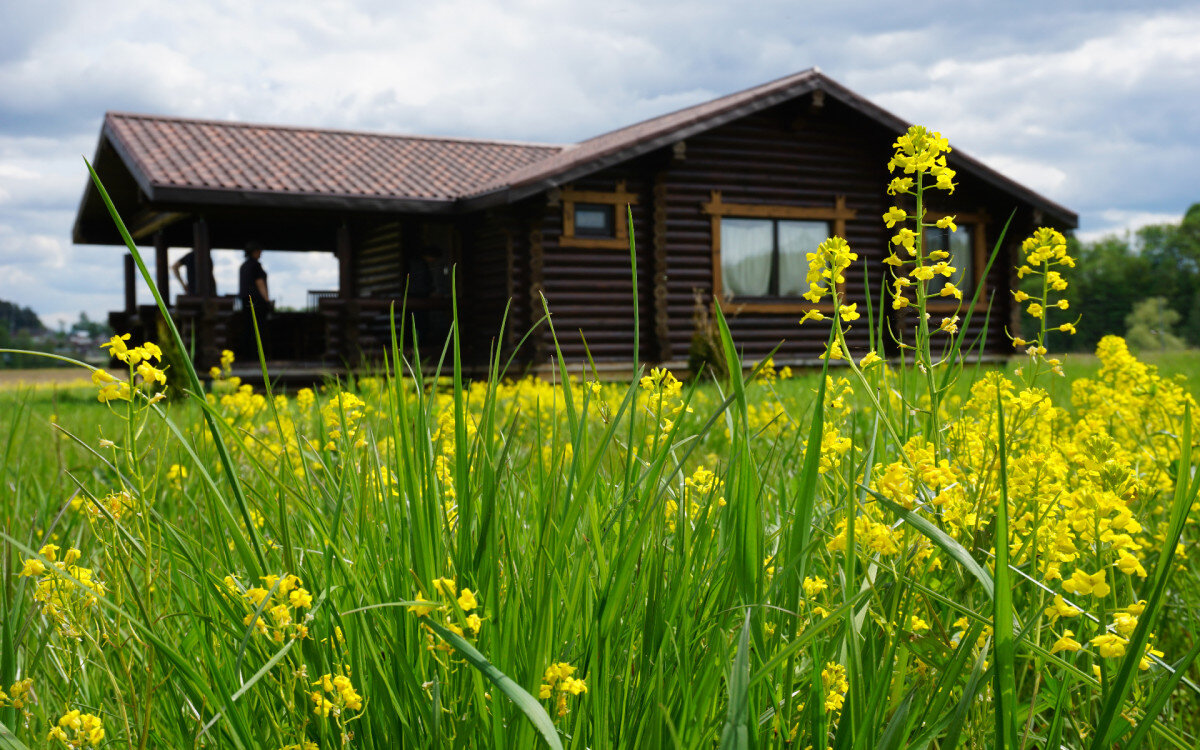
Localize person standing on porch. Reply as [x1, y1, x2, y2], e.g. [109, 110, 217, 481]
[171, 251, 216, 297]
[237, 242, 270, 358]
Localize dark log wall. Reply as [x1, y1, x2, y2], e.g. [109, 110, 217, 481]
[460, 209, 528, 368]
[356, 220, 403, 298]
[351, 95, 1059, 371]
[535, 172, 655, 364]
[656, 98, 890, 364]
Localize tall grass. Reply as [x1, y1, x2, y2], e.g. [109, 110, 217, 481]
[1, 133, 1199, 750]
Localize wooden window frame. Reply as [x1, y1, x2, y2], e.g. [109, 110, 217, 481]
[560, 181, 639, 249]
[922, 210, 989, 314]
[703, 191, 856, 314]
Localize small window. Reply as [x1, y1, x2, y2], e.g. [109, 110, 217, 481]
[721, 218, 829, 298]
[924, 226, 974, 294]
[574, 203, 615, 238]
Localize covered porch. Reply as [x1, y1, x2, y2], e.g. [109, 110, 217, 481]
[103, 214, 453, 375]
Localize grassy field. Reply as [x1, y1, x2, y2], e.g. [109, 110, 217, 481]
[1, 334, 1198, 749]
[2, 126, 1198, 749]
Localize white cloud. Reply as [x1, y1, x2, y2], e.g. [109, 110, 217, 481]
[1075, 209, 1186, 244]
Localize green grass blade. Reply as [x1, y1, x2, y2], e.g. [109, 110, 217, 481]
[718, 610, 753, 750]
[423, 617, 563, 750]
[860, 488, 994, 600]
[0, 719, 29, 750]
[992, 387, 1019, 749]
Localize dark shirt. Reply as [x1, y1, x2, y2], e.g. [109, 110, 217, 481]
[239, 258, 268, 310]
[179, 252, 196, 294]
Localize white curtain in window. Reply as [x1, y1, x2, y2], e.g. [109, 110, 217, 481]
[721, 219, 772, 296]
[778, 220, 829, 297]
[948, 227, 973, 293]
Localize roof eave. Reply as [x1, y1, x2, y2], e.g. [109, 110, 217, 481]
[149, 184, 457, 214]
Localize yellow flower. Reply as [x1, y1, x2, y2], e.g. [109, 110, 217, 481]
[935, 215, 957, 232]
[938, 316, 959, 335]
[1091, 633, 1127, 659]
[799, 309, 826, 325]
[882, 206, 907, 228]
[1043, 594, 1082, 621]
[819, 340, 844, 361]
[136, 362, 167, 386]
[859, 350, 882, 368]
[456, 588, 478, 612]
[891, 228, 917, 253]
[100, 333, 131, 359]
[1063, 569, 1110, 598]
[1050, 629, 1082, 654]
[802, 576, 827, 598]
[838, 303, 860, 322]
[886, 177, 914, 195]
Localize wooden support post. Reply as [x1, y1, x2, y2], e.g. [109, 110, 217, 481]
[154, 232, 170, 303]
[124, 254, 136, 313]
[194, 218, 212, 298]
[337, 223, 356, 299]
[192, 218, 217, 367]
[336, 224, 359, 365]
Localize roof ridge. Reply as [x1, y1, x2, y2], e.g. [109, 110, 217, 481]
[104, 111, 568, 151]
[572, 67, 820, 148]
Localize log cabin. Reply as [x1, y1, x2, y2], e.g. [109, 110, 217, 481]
[73, 68, 1076, 377]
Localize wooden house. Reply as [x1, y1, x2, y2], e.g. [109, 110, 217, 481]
[74, 69, 1076, 376]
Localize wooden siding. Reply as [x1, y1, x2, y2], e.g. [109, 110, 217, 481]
[461, 209, 528, 367]
[654, 99, 889, 364]
[356, 220, 403, 298]
[535, 172, 655, 364]
[516, 95, 1056, 368]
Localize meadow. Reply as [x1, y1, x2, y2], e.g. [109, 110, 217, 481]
[1, 126, 1199, 749]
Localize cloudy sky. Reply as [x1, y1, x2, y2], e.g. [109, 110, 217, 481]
[2, 0, 1198, 328]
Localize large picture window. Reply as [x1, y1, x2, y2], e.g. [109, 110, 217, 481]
[702, 191, 857, 313]
[923, 225, 974, 293]
[921, 210, 989, 309]
[721, 218, 829, 298]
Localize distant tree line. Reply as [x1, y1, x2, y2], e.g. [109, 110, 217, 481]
[1039, 202, 1200, 353]
[0, 303, 112, 369]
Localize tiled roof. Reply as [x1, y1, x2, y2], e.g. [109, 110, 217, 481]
[104, 113, 564, 203]
[93, 68, 1076, 227]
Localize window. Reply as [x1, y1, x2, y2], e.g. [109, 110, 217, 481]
[574, 203, 615, 238]
[702, 191, 857, 312]
[721, 218, 829, 298]
[923, 225, 974, 294]
[559, 181, 639, 249]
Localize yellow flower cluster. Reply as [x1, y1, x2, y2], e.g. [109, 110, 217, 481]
[47, 710, 104, 748]
[639, 367, 692, 438]
[800, 236, 858, 305]
[409, 577, 485, 648]
[539, 661, 588, 717]
[887, 125, 956, 193]
[665, 466, 727, 533]
[323, 391, 369, 449]
[1011, 227, 1078, 352]
[95, 335, 168, 403]
[0, 678, 34, 713]
[878, 125, 967, 320]
[19, 545, 106, 638]
[70, 489, 137, 522]
[821, 661, 848, 713]
[309, 669, 364, 718]
[223, 573, 314, 643]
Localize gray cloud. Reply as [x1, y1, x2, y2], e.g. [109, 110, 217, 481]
[0, 0, 1196, 327]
